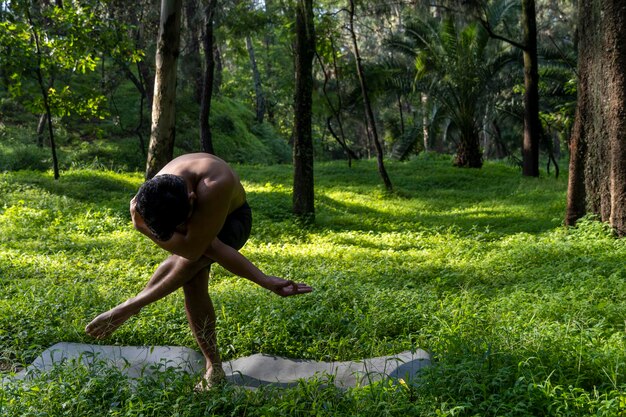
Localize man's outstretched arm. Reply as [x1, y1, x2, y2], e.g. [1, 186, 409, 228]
[205, 239, 312, 297]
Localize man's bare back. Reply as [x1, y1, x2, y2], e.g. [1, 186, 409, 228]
[158, 153, 246, 217]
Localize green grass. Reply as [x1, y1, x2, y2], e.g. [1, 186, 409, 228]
[1, 157, 626, 416]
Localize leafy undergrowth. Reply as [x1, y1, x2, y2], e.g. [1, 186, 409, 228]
[1, 158, 626, 416]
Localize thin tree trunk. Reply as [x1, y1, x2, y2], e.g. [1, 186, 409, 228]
[348, 0, 392, 191]
[27, 9, 59, 179]
[137, 61, 154, 111]
[146, 0, 183, 179]
[36, 113, 46, 147]
[213, 44, 223, 95]
[184, 0, 203, 103]
[397, 93, 405, 136]
[476, 3, 541, 176]
[421, 93, 429, 152]
[199, 0, 217, 154]
[329, 37, 350, 156]
[315, 50, 358, 164]
[246, 36, 266, 124]
[263, 0, 276, 125]
[521, 0, 540, 177]
[119, 65, 147, 155]
[292, 0, 316, 221]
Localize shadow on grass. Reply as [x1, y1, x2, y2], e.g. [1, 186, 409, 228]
[2, 170, 141, 213]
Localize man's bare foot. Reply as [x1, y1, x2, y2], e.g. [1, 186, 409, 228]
[85, 304, 140, 339]
[194, 364, 226, 391]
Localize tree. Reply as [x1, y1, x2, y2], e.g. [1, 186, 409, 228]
[199, 0, 218, 154]
[390, 16, 513, 168]
[0, 0, 136, 178]
[347, 0, 393, 191]
[146, 0, 183, 179]
[520, 0, 540, 177]
[292, 0, 316, 221]
[315, 22, 359, 165]
[476, 0, 541, 176]
[565, 0, 626, 235]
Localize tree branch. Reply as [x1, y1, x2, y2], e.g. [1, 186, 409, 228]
[477, 16, 526, 51]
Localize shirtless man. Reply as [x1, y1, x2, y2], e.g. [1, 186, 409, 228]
[85, 153, 312, 388]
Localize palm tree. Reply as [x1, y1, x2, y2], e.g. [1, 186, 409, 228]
[389, 16, 514, 168]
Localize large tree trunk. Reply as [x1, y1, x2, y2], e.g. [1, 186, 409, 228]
[348, 0, 393, 192]
[521, 0, 540, 177]
[566, 0, 626, 235]
[146, 0, 183, 179]
[199, 0, 217, 154]
[292, 0, 316, 221]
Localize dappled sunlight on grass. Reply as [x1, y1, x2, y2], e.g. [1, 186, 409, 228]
[2, 159, 626, 416]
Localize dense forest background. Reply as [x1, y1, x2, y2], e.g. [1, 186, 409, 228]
[0, 0, 577, 175]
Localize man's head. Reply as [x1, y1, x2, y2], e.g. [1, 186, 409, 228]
[134, 174, 191, 241]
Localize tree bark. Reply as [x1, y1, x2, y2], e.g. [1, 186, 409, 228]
[213, 44, 223, 96]
[36, 113, 46, 147]
[183, 0, 203, 103]
[454, 128, 483, 168]
[246, 36, 266, 124]
[421, 93, 429, 152]
[348, 0, 393, 191]
[146, 0, 183, 179]
[521, 0, 541, 177]
[292, 0, 316, 221]
[566, 0, 626, 235]
[199, 0, 217, 154]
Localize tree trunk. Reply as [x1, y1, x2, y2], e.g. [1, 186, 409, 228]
[213, 44, 223, 95]
[454, 128, 483, 168]
[292, 0, 316, 221]
[137, 61, 154, 111]
[36, 113, 46, 147]
[263, 0, 276, 125]
[315, 49, 358, 164]
[199, 0, 217, 154]
[421, 93, 429, 152]
[146, 0, 183, 179]
[566, 0, 626, 235]
[246, 36, 266, 124]
[521, 0, 540, 177]
[183, 0, 203, 103]
[348, 0, 393, 192]
[27, 10, 59, 179]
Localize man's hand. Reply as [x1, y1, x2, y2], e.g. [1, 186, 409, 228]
[262, 276, 313, 297]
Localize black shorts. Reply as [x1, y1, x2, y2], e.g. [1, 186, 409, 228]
[216, 202, 252, 251]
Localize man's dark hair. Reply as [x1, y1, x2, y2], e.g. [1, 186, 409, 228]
[134, 174, 190, 241]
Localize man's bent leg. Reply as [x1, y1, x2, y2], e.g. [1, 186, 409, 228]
[182, 268, 225, 389]
[86, 255, 212, 339]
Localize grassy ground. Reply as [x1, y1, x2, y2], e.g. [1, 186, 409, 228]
[1, 157, 626, 416]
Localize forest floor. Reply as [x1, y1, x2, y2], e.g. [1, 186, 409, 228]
[1, 157, 625, 416]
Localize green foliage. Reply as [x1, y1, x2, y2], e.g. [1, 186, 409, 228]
[1, 1, 132, 117]
[1, 159, 626, 415]
[209, 98, 291, 164]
